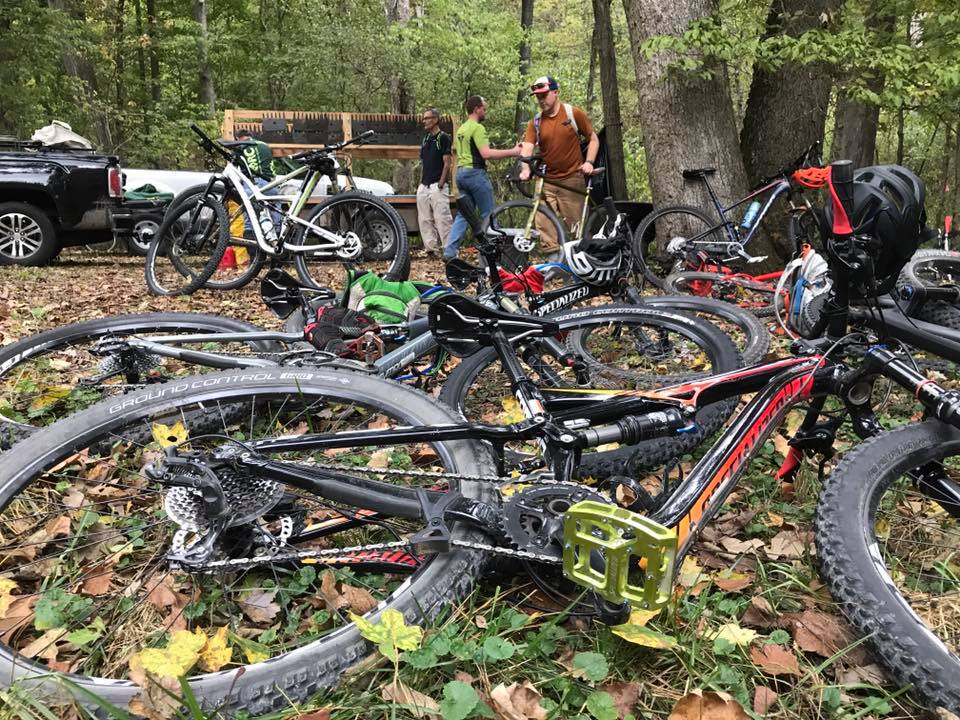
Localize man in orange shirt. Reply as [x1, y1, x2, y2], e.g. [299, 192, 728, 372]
[519, 75, 600, 257]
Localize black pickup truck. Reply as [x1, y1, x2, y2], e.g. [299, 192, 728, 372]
[0, 138, 123, 265]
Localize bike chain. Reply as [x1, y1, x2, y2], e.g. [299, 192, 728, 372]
[178, 461, 582, 573]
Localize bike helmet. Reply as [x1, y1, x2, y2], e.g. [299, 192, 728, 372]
[823, 164, 929, 297]
[562, 239, 623, 286]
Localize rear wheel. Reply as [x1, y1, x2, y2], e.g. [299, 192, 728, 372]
[0, 369, 494, 715]
[145, 192, 229, 295]
[817, 421, 960, 713]
[664, 270, 779, 317]
[631, 206, 720, 290]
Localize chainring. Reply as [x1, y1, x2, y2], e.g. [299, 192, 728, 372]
[502, 485, 606, 559]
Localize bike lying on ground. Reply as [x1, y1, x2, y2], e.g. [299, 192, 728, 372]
[0, 161, 958, 715]
[144, 125, 408, 296]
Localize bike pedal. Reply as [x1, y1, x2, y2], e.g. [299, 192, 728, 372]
[562, 501, 676, 610]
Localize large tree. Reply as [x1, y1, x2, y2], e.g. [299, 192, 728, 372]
[591, 0, 627, 199]
[739, 0, 841, 185]
[193, 0, 215, 116]
[622, 0, 747, 211]
[385, 0, 416, 193]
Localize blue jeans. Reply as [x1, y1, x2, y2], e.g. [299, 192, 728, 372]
[446, 167, 495, 259]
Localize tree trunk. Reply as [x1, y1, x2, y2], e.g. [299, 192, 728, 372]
[586, 18, 599, 117]
[114, 0, 126, 143]
[622, 0, 747, 209]
[740, 0, 840, 186]
[385, 0, 416, 193]
[134, 0, 147, 89]
[831, 5, 894, 168]
[146, 0, 160, 104]
[47, 0, 113, 149]
[592, 0, 627, 200]
[192, 0, 215, 116]
[513, 0, 535, 135]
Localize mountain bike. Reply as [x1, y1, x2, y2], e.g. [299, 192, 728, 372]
[633, 142, 822, 292]
[144, 126, 408, 296]
[0, 161, 958, 714]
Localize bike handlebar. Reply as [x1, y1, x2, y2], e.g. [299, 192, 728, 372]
[290, 130, 377, 162]
[190, 124, 233, 162]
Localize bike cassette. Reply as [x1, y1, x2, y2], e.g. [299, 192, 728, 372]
[164, 465, 285, 532]
[502, 485, 606, 559]
[562, 501, 677, 610]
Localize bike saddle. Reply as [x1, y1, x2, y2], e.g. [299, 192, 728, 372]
[428, 293, 560, 357]
[681, 167, 716, 179]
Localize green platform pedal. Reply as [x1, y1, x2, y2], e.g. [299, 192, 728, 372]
[562, 500, 677, 609]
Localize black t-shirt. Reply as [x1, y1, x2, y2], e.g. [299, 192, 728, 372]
[420, 131, 451, 186]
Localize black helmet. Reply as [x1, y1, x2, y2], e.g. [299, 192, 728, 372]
[824, 164, 929, 297]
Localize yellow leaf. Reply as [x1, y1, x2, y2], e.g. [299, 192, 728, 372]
[678, 556, 706, 588]
[498, 397, 525, 424]
[198, 626, 232, 672]
[28, 386, 72, 414]
[349, 608, 423, 662]
[0, 578, 17, 619]
[136, 628, 206, 678]
[151, 421, 189, 448]
[624, 608, 661, 627]
[499, 483, 530, 498]
[711, 623, 758, 647]
[611, 622, 677, 649]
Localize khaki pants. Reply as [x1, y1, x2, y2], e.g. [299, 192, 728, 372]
[535, 173, 586, 254]
[416, 182, 453, 252]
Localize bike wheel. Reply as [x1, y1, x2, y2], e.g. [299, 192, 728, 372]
[664, 270, 778, 317]
[293, 191, 409, 286]
[632, 206, 719, 290]
[164, 185, 266, 291]
[0, 313, 276, 445]
[438, 305, 741, 479]
[145, 192, 229, 296]
[816, 421, 960, 713]
[0, 368, 494, 715]
[487, 199, 567, 269]
[633, 295, 769, 366]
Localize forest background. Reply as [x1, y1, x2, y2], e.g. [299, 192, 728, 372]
[1, 0, 958, 263]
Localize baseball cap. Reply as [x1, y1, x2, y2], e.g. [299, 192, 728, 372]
[530, 76, 559, 95]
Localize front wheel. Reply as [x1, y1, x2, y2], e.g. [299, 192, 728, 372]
[631, 205, 719, 290]
[145, 192, 229, 295]
[0, 368, 494, 715]
[816, 421, 960, 713]
[293, 191, 409, 286]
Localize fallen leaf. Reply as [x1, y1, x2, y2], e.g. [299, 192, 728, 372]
[198, 626, 232, 672]
[0, 578, 17, 618]
[382, 679, 440, 718]
[838, 663, 888, 686]
[340, 583, 377, 614]
[498, 397, 525, 424]
[80, 568, 113, 596]
[0, 596, 37, 639]
[145, 575, 184, 610]
[128, 653, 182, 720]
[474, 614, 488, 629]
[765, 511, 784, 527]
[753, 686, 779, 715]
[490, 681, 548, 720]
[600, 680, 641, 719]
[291, 709, 331, 720]
[772, 433, 790, 459]
[238, 589, 281, 624]
[669, 690, 749, 720]
[719, 537, 765, 555]
[765, 530, 807, 560]
[19, 627, 67, 660]
[786, 610, 862, 662]
[678, 555, 706, 588]
[611, 621, 677, 649]
[150, 421, 189, 448]
[624, 607, 661, 627]
[44, 515, 71, 539]
[350, 608, 423, 661]
[750, 644, 800, 676]
[367, 449, 391, 469]
[714, 570, 753, 592]
[136, 628, 206, 678]
[319, 571, 348, 612]
[453, 670, 475, 685]
[711, 623, 758, 647]
[62, 489, 86, 509]
[741, 596, 781, 629]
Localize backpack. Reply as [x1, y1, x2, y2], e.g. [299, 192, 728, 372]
[342, 269, 423, 324]
[533, 103, 588, 159]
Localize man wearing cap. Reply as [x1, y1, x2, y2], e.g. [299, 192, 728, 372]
[445, 95, 522, 261]
[417, 108, 453, 257]
[519, 76, 600, 257]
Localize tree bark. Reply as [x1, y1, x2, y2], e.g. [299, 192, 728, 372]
[513, 0, 535, 135]
[586, 18, 599, 117]
[114, 0, 126, 143]
[622, 0, 747, 209]
[385, 0, 416, 193]
[134, 0, 147, 89]
[146, 0, 160, 104]
[192, 0, 215, 116]
[740, 0, 840, 186]
[831, 5, 894, 168]
[591, 0, 627, 200]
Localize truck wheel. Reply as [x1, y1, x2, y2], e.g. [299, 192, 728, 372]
[125, 215, 162, 256]
[0, 202, 58, 266]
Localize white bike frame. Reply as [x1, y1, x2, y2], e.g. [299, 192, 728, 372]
[221, 161, 361, 259]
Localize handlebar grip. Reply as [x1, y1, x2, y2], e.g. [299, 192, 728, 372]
[359, 130, 375, 140]
[830, 160, 855, 236]
[190, 124, 205, 136]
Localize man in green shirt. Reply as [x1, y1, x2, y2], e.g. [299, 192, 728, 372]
[235, 128, 274, 181]
[445, 95, 521, 260]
